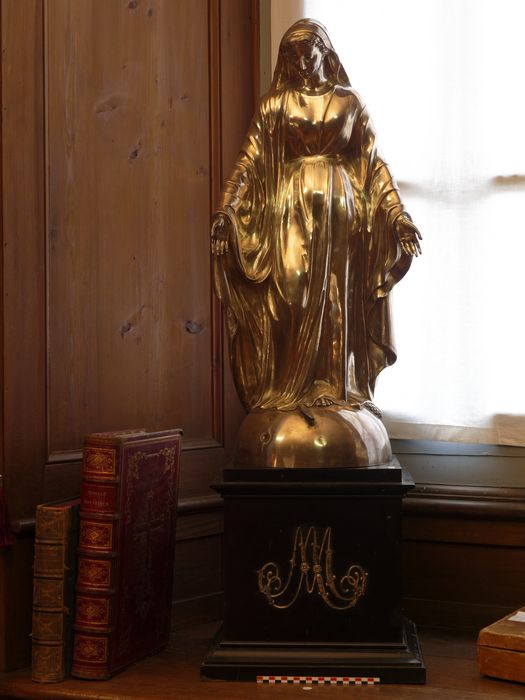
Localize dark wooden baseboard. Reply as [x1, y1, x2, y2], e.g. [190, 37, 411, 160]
[403, 598, 515, 632]
[406, 483, 525, 519]
[403, 483, 525, 631]
[171, 592, 223, 630]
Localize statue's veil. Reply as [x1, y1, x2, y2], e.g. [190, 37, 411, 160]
[271, 19, 351, 91]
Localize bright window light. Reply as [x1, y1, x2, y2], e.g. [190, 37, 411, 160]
[274, 0, 525, 445]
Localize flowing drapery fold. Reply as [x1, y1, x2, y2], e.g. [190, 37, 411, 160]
[213, 26, 412, 413]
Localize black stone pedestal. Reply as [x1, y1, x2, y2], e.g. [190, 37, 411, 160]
[202, 462, 425, 684]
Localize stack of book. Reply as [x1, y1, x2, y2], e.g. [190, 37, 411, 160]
[31, 428, 182, 683]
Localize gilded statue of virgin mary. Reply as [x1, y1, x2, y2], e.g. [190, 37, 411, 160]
[212, 19, 421, 468]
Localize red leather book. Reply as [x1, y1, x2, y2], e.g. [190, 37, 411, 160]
[71, 429, 182, 679]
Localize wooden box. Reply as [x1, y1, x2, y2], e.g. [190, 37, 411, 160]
[478, 608, 525, 683]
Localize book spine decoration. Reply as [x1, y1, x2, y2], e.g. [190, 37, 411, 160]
[71, 444, 119, 680]
[31, 504, 78, 682]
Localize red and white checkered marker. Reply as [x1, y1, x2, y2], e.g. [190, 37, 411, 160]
[256, 675, 380, 685]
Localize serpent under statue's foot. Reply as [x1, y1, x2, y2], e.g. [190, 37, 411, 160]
[234, 404, 392, 469]
[360, 400, 382, 419]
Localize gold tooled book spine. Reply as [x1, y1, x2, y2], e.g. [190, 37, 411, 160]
[31, 506, 72, 682]
[71, 439, 121, 680]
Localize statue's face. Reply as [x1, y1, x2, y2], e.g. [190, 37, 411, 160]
[287, 39, 325, 83]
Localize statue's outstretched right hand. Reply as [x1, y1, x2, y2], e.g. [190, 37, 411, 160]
[395, 216, 422, 257]
[211, 212, 231, 256]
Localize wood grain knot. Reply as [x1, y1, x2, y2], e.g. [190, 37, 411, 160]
[185, 321, 203, 334]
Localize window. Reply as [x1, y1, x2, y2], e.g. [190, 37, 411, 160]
[271, 0, 525, 446]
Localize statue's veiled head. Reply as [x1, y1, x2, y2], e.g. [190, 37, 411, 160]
[272, 19, 351, 91]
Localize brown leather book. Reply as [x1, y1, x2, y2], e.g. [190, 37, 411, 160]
[71, 428, 182, 680]
[478, 607, 525, 683]
[31, 499, 80, 682]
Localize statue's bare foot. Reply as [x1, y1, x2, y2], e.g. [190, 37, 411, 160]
[313, 396, 335, 407]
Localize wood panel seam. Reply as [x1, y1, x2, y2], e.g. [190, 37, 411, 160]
[209, 0, 225, 446]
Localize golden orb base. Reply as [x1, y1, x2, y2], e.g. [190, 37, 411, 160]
[234, 405, 392, 469]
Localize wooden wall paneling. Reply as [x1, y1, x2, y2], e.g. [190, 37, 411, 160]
[171, 590, 223, 629]
[42, 459, 82, 503]
[43, 0, 247, 505]
[0, 0, 255, 668]
[212, 0, 250, 457]
[1, 0, 46, 672]
[175, 496, 224, 542]
[394, 439, 525, 488]
[403, 539, 525, 631]
[208, 0, 224, 453]
[39, 0, 255, 503]
[403, 485, 525, 631]
[166, 0, 257, 624]
[403, 598, 517, 633]
[173, 534, 222, 602]
[170, 495, 224, 627]
[172, 534, 223, 625]
[220, 0, 257, 175]
[404, 514, 525, 548]
[405, 540, 525, 609]
[42, 0, 254, 511]
[168, 0, 255, 622]
[46, 0, 212, 453]
[2, 0, 46, 519]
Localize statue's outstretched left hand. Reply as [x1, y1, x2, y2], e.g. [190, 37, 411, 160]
[211, 212, 231, 256]
[395, 217, 422, 257]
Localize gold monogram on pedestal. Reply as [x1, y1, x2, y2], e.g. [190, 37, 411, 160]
[257, 525, 368, 610]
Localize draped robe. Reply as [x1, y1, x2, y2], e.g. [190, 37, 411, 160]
[213, 85, 412, 412]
